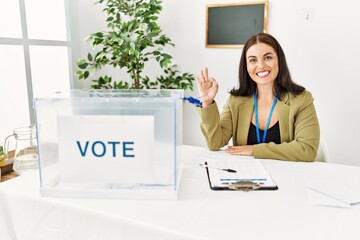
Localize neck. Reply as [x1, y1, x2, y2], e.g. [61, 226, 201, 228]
[256, 85, 275, 102]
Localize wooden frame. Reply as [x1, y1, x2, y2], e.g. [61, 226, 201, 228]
[206, 1, 268, 48]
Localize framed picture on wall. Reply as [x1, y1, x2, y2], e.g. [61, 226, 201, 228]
[206, 1, 268, 48]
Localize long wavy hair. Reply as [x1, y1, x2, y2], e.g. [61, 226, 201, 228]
[230, 33, 305, 98]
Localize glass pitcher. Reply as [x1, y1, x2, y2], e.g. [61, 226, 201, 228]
[4, 125, 39, 175]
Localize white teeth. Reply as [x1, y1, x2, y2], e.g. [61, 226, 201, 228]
[257, 71, 270, 77]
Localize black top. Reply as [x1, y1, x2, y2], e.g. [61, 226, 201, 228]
[247, 121, 281, 145]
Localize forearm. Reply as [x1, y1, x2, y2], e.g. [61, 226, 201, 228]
[253, 141, 318, 161]
[197, 102, 232, 150]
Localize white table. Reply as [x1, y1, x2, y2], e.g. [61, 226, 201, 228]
[1, 145, 360, 240]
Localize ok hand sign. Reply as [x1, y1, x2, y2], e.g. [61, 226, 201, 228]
[196, 67, 219, 108]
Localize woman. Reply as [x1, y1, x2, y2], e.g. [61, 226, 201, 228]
[196, 33, 320, 161]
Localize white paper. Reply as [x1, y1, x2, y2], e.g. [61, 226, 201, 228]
[307, 187, 351, 208]
[207, 159, 277, 188]
[57, 115, 155, 185]
[306, 165, 360, 208]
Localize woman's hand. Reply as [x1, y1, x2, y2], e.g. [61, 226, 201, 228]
[224, 145, 254, 156]
[196, 67, 218, 107]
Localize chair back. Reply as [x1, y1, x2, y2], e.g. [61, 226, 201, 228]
[316, 138, 329, 162]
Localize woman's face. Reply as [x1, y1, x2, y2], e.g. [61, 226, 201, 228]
[246, 42, 279, 87]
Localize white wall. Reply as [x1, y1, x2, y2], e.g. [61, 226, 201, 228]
[72, 0, 360, 166]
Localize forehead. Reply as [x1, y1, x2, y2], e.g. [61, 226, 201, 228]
[246, 42, 276, 57]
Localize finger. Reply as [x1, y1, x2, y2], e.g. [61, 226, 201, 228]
[224, 149, 232, 154]
[200, 68, 205, 80]
[208, 77, 217, 85]
[204, 67, 209, 81]
[209, 78, 218, 88]
[224, 147, 237, 153]
[212, 79, 219, 93]
[225, 146, 242, 154]
[196, 74, 206, 86]
[225, 150, 240, 156]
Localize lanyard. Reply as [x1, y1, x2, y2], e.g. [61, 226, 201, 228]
[254, 91, 278, 144]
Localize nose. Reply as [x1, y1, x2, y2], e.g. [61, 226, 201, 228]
[257, 59, 266, 69]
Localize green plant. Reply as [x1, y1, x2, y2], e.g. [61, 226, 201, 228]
[75, 0, 194, 90]
[0, 145, 4, 164]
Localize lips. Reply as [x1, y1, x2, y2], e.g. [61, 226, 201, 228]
[256, 71, 270, 78]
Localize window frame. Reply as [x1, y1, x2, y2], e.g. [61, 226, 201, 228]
[0, 0, 74, 123]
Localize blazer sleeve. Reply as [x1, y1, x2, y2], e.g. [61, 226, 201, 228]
[253, 91, 320, 161]
[196, 97, 233, 150]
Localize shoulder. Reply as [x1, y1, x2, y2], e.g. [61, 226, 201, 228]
[282, 90, 314, 107]
[226, 94, 252, 106]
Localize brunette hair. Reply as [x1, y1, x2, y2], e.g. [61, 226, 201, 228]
[230, 33, 305, 97]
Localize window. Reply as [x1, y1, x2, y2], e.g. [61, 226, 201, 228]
[0, 0, 72, 140]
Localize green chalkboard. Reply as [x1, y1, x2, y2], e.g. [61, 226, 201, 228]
[206, 2, 268, 48]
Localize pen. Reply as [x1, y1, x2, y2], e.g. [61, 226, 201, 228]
[182, 97, 201, 107]
[199, 163, 237, 173]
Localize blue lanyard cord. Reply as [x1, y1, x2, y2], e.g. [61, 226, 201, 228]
[254, 91, 278, 144]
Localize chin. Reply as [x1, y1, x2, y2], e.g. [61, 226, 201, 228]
[255, 79, 275, 85]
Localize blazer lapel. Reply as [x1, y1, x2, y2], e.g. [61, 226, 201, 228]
[277, 92, 291, 142]
[236, 96, 254, 145]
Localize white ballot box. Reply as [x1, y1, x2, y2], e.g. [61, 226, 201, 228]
[33, 89, 183, 199]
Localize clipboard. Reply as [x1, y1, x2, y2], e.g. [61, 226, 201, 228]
[205, 160, 278, 191]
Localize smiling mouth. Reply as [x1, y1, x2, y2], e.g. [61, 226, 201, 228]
[256, 71, 270, 78]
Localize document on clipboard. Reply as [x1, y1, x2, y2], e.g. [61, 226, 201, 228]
[205, 159, 278, 191]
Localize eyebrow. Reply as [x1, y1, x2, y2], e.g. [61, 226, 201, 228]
[263, 52, 274, 57]
[247, 52, 274, 59]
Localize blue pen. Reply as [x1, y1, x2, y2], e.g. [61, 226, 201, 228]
[182, 96, 201, 107]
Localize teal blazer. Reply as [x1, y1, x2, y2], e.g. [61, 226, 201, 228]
[196, 91, 320, 161]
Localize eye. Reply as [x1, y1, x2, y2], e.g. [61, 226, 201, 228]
[264, 55, 273, 61]
[248, 58, 256, 63]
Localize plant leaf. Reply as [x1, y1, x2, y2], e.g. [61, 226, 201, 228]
[87, 53, 93, 61]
